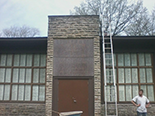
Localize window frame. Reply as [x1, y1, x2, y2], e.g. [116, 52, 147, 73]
[0, 54, 46, 103]
[105, 53, 155, 103]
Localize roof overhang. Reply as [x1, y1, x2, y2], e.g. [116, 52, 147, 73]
[0, 37, 47, 53]
[112, 36, 155, 53]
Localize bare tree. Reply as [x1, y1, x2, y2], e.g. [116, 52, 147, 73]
[124, 6, 151, 36]
[0, 32, 2, 37]
[124, 5, 155, 36]
[70, 0, 142, 36]
[149, 6, 155, 35]
[1, 25, 40, 37]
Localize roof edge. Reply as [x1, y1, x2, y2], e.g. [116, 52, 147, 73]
[0, 37, 47, 40]
[48, 15, 99, 17]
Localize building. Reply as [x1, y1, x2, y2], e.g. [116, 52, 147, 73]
[0, 15, 155, 116]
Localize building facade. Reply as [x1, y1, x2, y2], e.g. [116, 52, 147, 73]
[0, 15, 155, 116]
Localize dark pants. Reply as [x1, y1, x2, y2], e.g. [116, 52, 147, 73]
[137, 111, 147, 116]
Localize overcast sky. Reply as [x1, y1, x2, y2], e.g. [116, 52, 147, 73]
[0, 0, 154, 36]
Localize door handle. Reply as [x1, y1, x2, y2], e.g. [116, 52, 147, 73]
[72, 97, 77, 103]
[73, 99, 77, 103]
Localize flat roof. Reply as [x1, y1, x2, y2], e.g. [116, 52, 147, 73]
[0, 36, 155, 53]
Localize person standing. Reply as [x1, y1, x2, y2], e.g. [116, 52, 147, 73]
[131, 89, 150, 116]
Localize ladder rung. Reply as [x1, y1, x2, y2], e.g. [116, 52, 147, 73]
[107, 107, 117, 110]
[107, 101, 116, 103]
[106, 64, 112, 66]
[105, 84, 115, 86]
[106, 93, 115, 96]
[105, 58, 112, 59]
[106, 87, 115, 89]
[106, 65, 112, 66]
[105, 47, 111, 49]
[107, 115, 117, 116]
[105, 53, 112, 54]
[104, 38, 110, 39]
[104, 42, 111, 44]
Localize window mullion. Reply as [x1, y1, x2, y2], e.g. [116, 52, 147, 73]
[10, 54, 14, 101]
[152, 53, 155, 101]
[31, 54, 34, 101]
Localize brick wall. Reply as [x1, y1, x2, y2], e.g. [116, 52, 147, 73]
[0, 103, 45, 116]
[46, 15, 101, 116]
[101, 104, 155, 116]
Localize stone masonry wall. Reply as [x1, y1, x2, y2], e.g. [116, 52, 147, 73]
[101, 104, 155, 116]
[48, 15, 99, 38]
[46, 15, 101, 116]
[46, 36, 53, 116]
[94, 37, 101, 116]
[0, 103, 45, 116]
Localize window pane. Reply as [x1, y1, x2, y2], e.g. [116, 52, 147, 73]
[39, 85, 45, 101]
[126, 85, 132, 101]
[32, 85, 38, 101]
[5, 68, 11, 82]
[20, 54, 26, 66]
[13, 68, 19, 83]
[140, 68, 146, 83]
[11, 85, 18, 100]
[106, 69, 113, 83]
[105, 54, 112, 66]
[131, 54, 137, 66]
[147, 85, 154, 101]
[25, 69, 31, 83]
[119, 85, 125, 101]
[18, 85, 24, 101]
[146, 68, 153, 83]
[118, 54, 124, 66]
[40, 69, 45, 83]
[139, 54, 145, 66]
[40, 54, 46, 66]
[25, 85, 31, 101]
[106, 85, 115, 102]
[125, 68, 131, 83]
[7, 54, 12, 66]
[19, 69, 25, 83]
[118, 68, 124, 83]
[0, 85, 4, 100]
[140, 85, 147, 96]
[4, 85, 10, 100]
[0, 54, 6, 66]
[115, 69, 117, 83]
[0, 68, 5, 82]
[124, 54, 130, 66]
[14, 54, 20, 66]
[33, 69, 39, 83]
[26, 54, 32, 66]
[34, 54, 40, 66]
[132, 68, 138, 83]
[132, 85, 139, 98]
[145, 54, 151, 66]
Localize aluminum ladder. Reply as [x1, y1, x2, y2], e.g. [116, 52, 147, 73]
[99, 0, 118, 116]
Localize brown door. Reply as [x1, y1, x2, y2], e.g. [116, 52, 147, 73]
[58, 79, 89, 116]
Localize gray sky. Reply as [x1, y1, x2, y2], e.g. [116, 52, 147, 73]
[0, 0, 154, 36]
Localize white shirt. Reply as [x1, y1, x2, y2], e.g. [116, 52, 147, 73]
[132, 95, 149, 113]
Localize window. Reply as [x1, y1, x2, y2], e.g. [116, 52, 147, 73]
[105, 53, 155, 102]
[0, 54, 46, 102]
